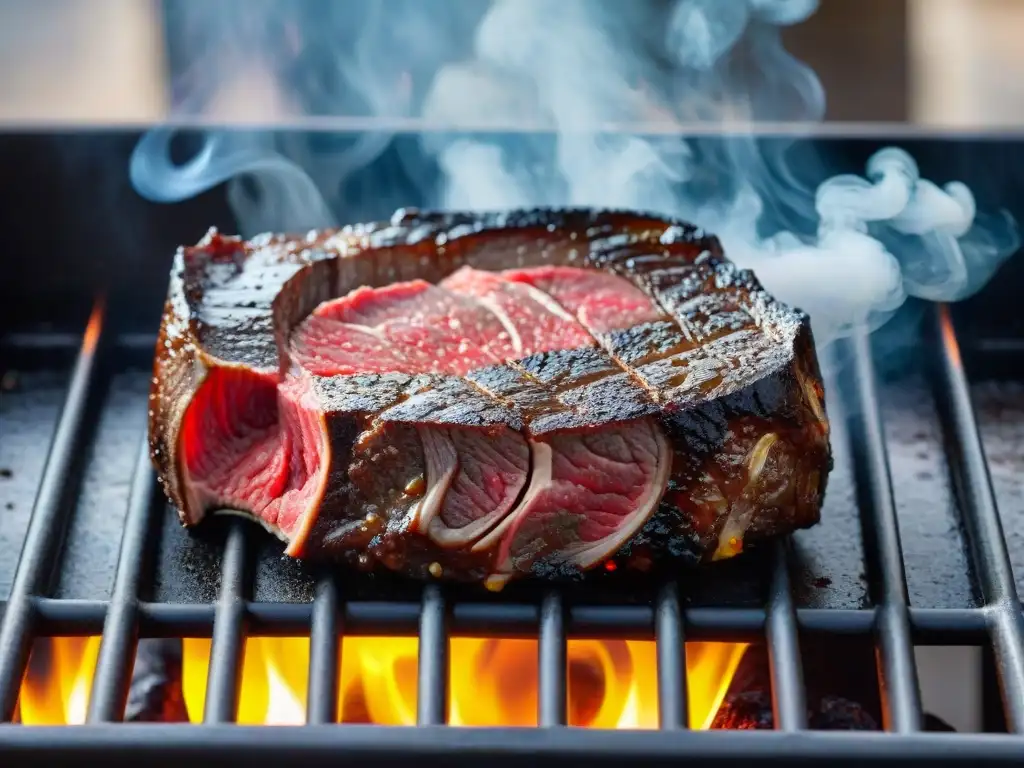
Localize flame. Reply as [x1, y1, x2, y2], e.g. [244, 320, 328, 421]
[938, 307, 962, 367]
[18, 637, 102, 725]
[81, 299, 105, 355]
[180, 636, 746, 729]
[17, 635, 746, 728]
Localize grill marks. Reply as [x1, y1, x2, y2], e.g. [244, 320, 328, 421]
[503, 262, 766, 408]
[439, 268, 674, 576]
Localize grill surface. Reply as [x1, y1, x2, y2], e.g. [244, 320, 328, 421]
[0, 296, 1023, 765]
[2, 129, 1024, 765]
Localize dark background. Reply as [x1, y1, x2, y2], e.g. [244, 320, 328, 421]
[0, 131, 1020, 345]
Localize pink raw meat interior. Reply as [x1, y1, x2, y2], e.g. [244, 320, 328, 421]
[473, 414, 671, 580]
[501, 265, 665, 334]
[440, 266, 594, 356]
[292, 279, 518, 376]
[179, 368, 326, 544]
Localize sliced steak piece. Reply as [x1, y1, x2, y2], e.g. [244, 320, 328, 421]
[151, 208, 831, 584]
[291, 279, 533, 549]
[292, 279, 518, 376]
[498, 263, 828, 561]
[501, 264, 665, 334]
[475, 419, 673, 587]
[439, 265, 670, 576]
[440, 266, 593, 355]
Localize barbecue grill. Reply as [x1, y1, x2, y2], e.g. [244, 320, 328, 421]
[0, 130, 1023, 766]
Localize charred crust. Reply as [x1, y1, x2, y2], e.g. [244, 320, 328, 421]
[151, 207, 831, 577]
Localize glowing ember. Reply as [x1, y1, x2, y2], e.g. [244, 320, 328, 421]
[18, 635, 746, 728]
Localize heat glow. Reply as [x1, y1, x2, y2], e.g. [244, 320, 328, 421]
[17, 636, 746, 729]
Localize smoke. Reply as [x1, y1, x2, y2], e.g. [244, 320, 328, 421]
[130, 0, 1019, 353]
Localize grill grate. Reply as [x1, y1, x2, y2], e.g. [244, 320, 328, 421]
[0, 298, 1023, 765]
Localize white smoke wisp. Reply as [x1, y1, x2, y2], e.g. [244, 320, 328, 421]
[129, 0, 1020, 355]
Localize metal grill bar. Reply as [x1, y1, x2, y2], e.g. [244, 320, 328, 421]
[203, 522, 249, 724]
[305, 577, 340, 725]
[538, 591, 567, 726]
[18, 598, 992, 641]
[932, 306, 1024, 732]
[86, 440, 158, 722]
[655, 582, 688, 729]
[0, 301, 106, 722]
[765, 540, 806, 731]
[416, 585, 448, 726]
[847, 334, 923, 733]
[2, 724, 1024, 765]
[3, 299, 1022, 756]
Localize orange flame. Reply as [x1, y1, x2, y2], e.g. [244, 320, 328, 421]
[181, 636, 745, 729]
[18, 635, 746, 728]
[81, 300, 105, 355]
[18, 637, 102, 725]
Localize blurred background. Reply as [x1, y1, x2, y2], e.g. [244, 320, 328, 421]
[0, 0, 1022, 129]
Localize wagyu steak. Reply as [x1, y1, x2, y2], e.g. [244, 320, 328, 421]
[150, 209, 832, 588]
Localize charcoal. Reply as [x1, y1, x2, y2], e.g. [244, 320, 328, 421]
[712, 641, 958, 732]
[924, 713, 956, 732]
[124, 639, 189, 722]
[711, 690, 878, 731]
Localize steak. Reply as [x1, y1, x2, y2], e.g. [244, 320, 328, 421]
[151, 209, 831, 586]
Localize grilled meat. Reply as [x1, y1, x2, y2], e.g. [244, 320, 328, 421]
[150, 209, 831, 586]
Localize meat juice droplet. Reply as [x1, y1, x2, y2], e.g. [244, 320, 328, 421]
[404, 475, 426, 496]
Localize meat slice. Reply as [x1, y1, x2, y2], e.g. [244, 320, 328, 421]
[475, 419, 672, 586]
[179, 369, 330, 547]
[443, 266, 659, 433]
[416, 425, 530, 548]
[501, 264, 664, 334]
[291, 281, 533, 550]
[441, 266, 593, 356]
[501, 264, 697, 384]
[292, 279, 518, 376]
[441, 266, 671, 574]
[179, 367, 291, 529]
[151, 208, 833, 585]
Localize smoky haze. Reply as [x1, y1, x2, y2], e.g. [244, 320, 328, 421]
[130, 0, 1020, 354]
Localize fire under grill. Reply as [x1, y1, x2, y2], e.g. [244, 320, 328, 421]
[1, 296, 1024, 766]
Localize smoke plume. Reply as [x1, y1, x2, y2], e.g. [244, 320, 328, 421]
[130, 0, 1019, 353]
